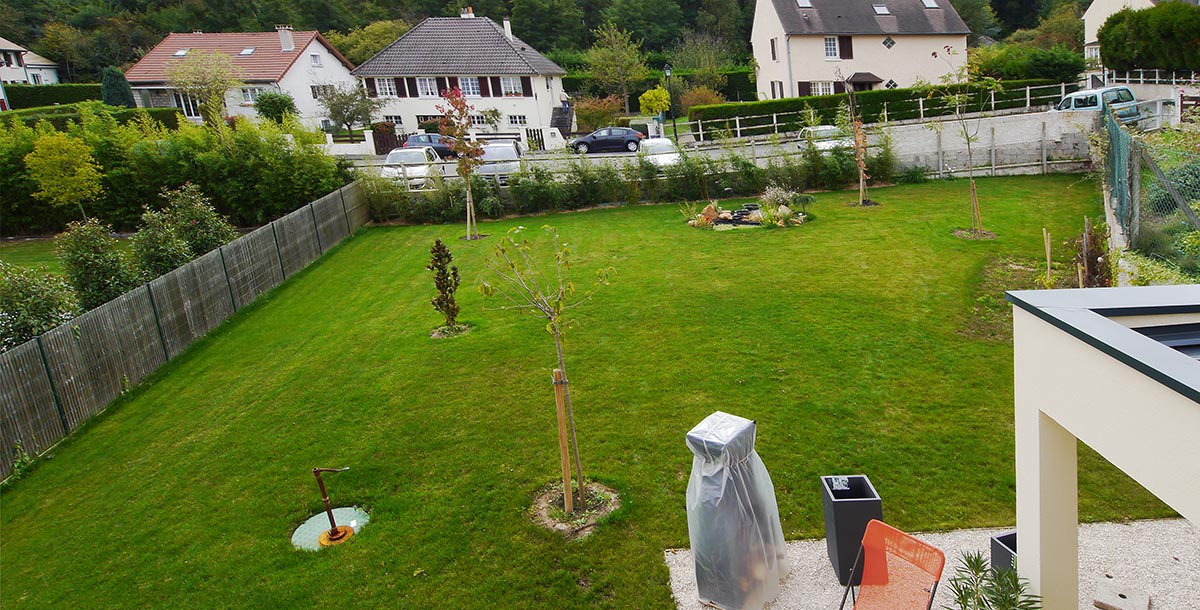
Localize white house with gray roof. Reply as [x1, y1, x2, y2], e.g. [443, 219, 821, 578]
[751, 0, 969, 100]
[352, 9, 567, 135]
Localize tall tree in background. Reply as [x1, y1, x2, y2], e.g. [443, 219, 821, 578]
[602, 0, 684, 51]
[101, 67, 136, 108]
[585, 23, 650, 114]
[1006, 0, 1083, 51]
[324, 19, 411, 65]
[511, 0, 585, 52]
[950, 0, 1000, 45]
[164, 50, 243, 127]
[990, 0, 1041, 35]
[696, 0, 744, 50]
[319, 83, 385, 141]
[38, 22, 89, 82]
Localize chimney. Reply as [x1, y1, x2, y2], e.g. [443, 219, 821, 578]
[276, 25, 295, 52]
[460, 6, 475, 17]
[503, 17, 513, 40]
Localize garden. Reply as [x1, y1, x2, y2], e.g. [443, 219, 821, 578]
[0, 175, 1173, 609]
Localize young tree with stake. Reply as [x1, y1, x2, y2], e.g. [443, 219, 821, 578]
[479, 226, 613, 512]
[437, 87, 486, 240]
[427, 239, 463, 333]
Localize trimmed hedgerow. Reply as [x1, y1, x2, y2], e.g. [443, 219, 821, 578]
[5, 83, 103, 109]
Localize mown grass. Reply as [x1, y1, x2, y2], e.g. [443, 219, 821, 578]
[0, 175, 1170, 609]
[0, 238, 61, 274]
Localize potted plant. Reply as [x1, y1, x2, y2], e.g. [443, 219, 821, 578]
[946, 551, 1041, 610]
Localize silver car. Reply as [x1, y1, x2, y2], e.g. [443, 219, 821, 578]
[476, 142, 523, 186]
[380, 146, 441, 187]
[639, 137, 681, 169]
[798, 125, 853, 153]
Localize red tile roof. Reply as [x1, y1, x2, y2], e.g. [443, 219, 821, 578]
[124, 30, 354, 84]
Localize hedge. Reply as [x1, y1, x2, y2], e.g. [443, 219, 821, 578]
[563, 67, 756, 106]
[1, 103, 181, 130]
[5, 83, 103, 109]
[687, 79, 1073, 140]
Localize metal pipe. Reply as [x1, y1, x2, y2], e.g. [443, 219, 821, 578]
[313, 467, 350, 538]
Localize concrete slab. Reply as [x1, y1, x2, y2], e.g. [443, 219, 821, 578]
[665, 519, 1199, 610]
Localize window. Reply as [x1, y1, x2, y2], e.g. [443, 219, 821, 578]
[30, 73, 42, 85]
[812, 81, 834, 96]
[376, 78, 397, 97]
[470, 114, 486, 126]
[241, 87, 267, 103]
[174, 92, 201, 118]
[509, 114, 527, 126]
[416, 115, 442, 127]
[459, 77, 480, 97]
[921, 0, 939, 7]
[310, 53, 322, 66]
[240, 47, 256, 55]
[885, 79, 898, 89]
[383, 115, 404, 125]
[824, 37, 838, 59]
[173, 48, 190, 56]
[797, 0, 812, 6]
[310, 84, 335, 99]
[417, 77, 438, 97]
[770, 38, 778, 62]
[882, 36, 896, 49]
[873, 4, 890, 14]
[770, 80, 784, 99]
[500, 77, 522, 97]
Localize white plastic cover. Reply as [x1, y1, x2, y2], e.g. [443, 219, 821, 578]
[686, 411, 789, 610]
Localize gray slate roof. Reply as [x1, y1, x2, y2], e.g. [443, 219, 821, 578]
[772, 0, 970, 36]
[353, 17, 565, 77]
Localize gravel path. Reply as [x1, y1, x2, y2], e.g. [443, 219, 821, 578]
[665, 519, 1199, 610]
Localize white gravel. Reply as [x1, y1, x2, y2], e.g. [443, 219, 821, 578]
[665, 519, 1199, 610]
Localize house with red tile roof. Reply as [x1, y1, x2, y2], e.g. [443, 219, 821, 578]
[125, 27, 356, 127]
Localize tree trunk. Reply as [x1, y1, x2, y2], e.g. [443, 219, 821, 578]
[554, 328, 585, 510]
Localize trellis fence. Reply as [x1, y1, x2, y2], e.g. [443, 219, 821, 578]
[0, 182, 369, 479]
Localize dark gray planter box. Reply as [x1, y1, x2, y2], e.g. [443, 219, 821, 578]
[821, 474, 883, 586]
[991, 531, 1017, 573]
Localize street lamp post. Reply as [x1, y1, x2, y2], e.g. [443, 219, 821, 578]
[664, 63, 678, 142]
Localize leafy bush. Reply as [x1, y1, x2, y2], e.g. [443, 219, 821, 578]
[1098, 3, 1200, 71]
[819, 148, 859, 191]
[971, 44, 1086, 83]
[1145, 159, 1200, 216]
[681, 86, 725, 114]
[723, 154, 767, 195]
[574, 96, 623, 132]
[867, 128, 898, 185]
[5, 84, 103, 110]
[159, 184, 239, 256]
[1, 102, 180, 131]
[55, 218, 141, 311]
[663, 153, 716, 201]
[131, 208, 192, 278]
[897, 165, 930, 184]
[638, 86, 671, 115]
[253, 92, 298, 123]
[510, 165, 567, 213]
[101, 67, 136, 108]
[765, 152, 806, 192]
[0, 262, 80, 350]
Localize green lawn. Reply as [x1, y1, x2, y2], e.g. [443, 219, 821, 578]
[0, 175, 1170, 609]
[0, 238, 61, 275]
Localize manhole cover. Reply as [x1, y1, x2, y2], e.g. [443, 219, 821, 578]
[291, 506, 370, 551]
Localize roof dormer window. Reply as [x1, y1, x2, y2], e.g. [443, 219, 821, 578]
[922, 0, 939, 8]
[240, 47, 256, 55]
[873, 4, 890, 14]
[173, 48, 190, 56]
[797, 0, 812, 7]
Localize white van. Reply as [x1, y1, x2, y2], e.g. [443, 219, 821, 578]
[1055, 86, 1141, 123]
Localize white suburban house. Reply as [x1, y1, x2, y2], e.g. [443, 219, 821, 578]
[124, 27, 356, 126]
[351, 9, 567, 135]
[751, 0, 969, 99]
[0, 36, 60, 85]
[1082, 0, 1199, 64]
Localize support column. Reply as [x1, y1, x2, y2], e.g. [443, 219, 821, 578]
[1015, 309, 1079, 610]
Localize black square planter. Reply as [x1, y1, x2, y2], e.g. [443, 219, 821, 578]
[821, 475, 883, 587]
[991, 531, 1017, 573]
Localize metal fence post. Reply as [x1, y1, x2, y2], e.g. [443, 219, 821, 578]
[919, 98, 925, 120]
[1041, 121, 1047, 175]
[338, 186, 352, 233]
[144, 284, 170, 362]
[309, 204, 324, 253]
[218, 247, 238, 311]
[270, 221, 288, 279]
[35, 336, 70, 436]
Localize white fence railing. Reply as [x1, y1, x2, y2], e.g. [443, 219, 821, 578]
[1106, 70, 1200, 87]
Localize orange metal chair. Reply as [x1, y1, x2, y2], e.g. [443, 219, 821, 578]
[837, 519, 946, 610]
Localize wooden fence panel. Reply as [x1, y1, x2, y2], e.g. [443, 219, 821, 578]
[220, 225, 284, 310]
[149, 249, 236, 359]
[342, 182, 371, 231]
[41, 289, 166, 430]
[273, 206, 321, 277]
[0, 339, 64, 478]
[312, 191, 350, 250]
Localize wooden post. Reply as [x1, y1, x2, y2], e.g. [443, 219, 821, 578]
[552, 369, 573, 513]
[919, 98, 925, 120]
[735, 116, 742, 139]
[1026, 86, 1031, 109]
[773, 113, 778, 134]
[1082, 216, 1091, 287]
[936, 130, 943, 178]
[1043, 228, 1052, 282]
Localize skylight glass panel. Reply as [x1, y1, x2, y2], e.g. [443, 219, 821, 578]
[240, 47, 256, 55]
[873, 4, 890, 14]
[173, 48, 190, 56]
[922, 0, 939, 8]
[797, 0, 812, 7]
